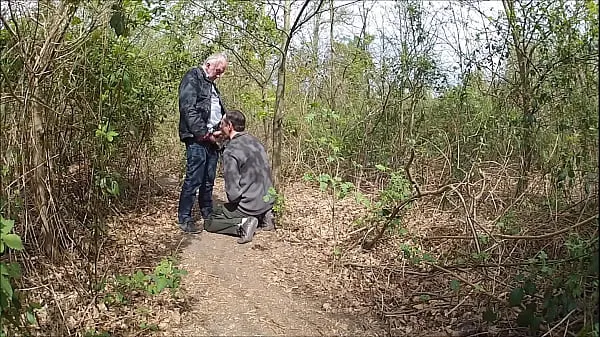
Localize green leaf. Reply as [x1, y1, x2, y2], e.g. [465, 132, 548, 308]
[155, 277, 168, 293]
[375, 164, 388, 172]
[422, 253, 436, 263]
[133, 270, 146, 283]
[529, 316, 542, 334]
[354, 192, 370, 207]
[537, 250, 548, 260]
[2, 234, 23, 250]
[0, 274, 13, 298]
[0, 217, 14, 234]
[517, 306, 534, 327]
[564, 295, 577, 312]
[319, 181, 328, 191]
[0, 263, 21, 278]
[122, 71, 131, 91]
[304, 113, 315, 122]
[110, 180, 120, 196]
[106, 131, 119, 142]
[318, 173, 331, 182]
[517, 304, 541, 333]
[544, 302, 558, 322]
[450, 279, 461, 292]
[483, 307, 497, 323]
[509, 287, 524, 307]
[523, 279, 537, 295]
[26, 311, 37, 325]
[333, 246, 342, 256]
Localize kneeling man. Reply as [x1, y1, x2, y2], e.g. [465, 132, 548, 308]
[204, 109, 275, 243]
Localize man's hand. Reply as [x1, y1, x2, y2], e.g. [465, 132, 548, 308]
[196, 131, 222, 143]
[196, 133, 214, 143]
[206, 134, 218, 143]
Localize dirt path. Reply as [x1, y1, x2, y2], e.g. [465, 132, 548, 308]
[168, 178, 382, 336]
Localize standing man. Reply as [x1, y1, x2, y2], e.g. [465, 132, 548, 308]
[177, 53, 228, 233]
[204, 109, 276, 244]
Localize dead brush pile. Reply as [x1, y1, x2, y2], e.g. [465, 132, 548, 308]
[278, 161, 598, 336]
[12, 182, 192, 336]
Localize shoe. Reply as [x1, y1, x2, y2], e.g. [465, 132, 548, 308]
[200, 207, 213, 220]
[179, 221, 200, 234]
[237, 217, 259, 244]
[258, 209, 276, 231]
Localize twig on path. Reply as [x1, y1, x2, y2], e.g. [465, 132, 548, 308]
[174, 236, 186, 254]
[361, 148, 467, 250]
[454, 186, 481, 253]
[362, 182, 462, 250]
[424, 214, 598, 241]
[343, 262, 430, 276]
[383, 303, 450, 317]
[445, 289, 474, 317]
[347, 226, 368, 236]
[49, 282, 71, 336]
[541, 309, 577, 337]
[423, 262, 502, 302]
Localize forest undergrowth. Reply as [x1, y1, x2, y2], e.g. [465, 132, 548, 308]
[5, 166, 598, 336]
[1, 0, 598, 336]
[293, 156, 599, 336]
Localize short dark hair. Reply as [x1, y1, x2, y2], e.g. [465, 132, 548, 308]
[224, 109, 246, 132]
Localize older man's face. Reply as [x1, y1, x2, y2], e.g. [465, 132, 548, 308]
[205, 60, 227, 81]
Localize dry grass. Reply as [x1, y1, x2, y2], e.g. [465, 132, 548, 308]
[11, 167, 598, 336]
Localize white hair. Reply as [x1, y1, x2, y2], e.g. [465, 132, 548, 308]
[204, 53, 228, 66]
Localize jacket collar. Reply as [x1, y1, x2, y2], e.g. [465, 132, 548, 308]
[198, 66, 213, 83]
[231, 132, 247, 140]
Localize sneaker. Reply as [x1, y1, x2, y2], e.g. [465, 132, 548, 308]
[258, 209, 276, 231]
[237, 217, 259, 244]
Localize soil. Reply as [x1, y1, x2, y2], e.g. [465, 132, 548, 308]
[162, 176, 387, 336]
[23, 170, 596, 336]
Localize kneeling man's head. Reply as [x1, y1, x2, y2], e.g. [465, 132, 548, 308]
[221, 109, 246, 138]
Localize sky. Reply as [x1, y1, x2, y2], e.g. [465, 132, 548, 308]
[291, 0, 507, 86]
[0, 0, 507, 87]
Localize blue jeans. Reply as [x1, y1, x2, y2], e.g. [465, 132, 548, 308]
[178, 140, 219, 225]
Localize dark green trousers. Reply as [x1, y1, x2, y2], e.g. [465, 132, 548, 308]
[204, 203, 247, 236]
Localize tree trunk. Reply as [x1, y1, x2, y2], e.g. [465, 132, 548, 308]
[328, 0, 335, 111]
[312, 3, 321, 65]
[271, 0, 291, 189]
[261, 86, 270, 149]
[503, 0, 535, 196]
[25, 1, 77, 256]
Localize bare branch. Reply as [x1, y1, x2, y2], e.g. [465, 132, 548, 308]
[424, 215, 598, 241]
[198, 2, 283, 54]
[289, 0, 326, 35]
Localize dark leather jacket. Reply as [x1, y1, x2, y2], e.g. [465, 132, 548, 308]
[178, 67, 226, 141]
